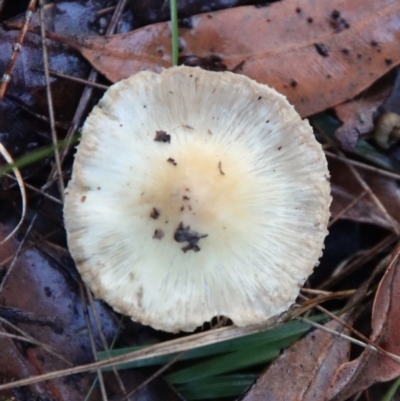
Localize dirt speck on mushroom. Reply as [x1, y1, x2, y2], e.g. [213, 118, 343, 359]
[218, 161, 225, 175]
[150, 208, 160, 219]
[154, 130, 171, 143]
[153, 229, 164, 239]
[174, 222, 208, 253]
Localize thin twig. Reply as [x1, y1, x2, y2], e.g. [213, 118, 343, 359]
[33, 68, 109, 90]
[39, 0, 65, 198]
[325, 151, 400, 182]
[124, 352, 185, 399]
[319, 234, 396, 290]
[298, 317, 379, 353]
[0, 215, 37, 294]
[0, 228, 60, 266]
[84, 317, 125, 401]
[5, 173, 62, 205]
[87, 289, 127, 397]
[298, 292, 357, 312]
[79, 283, 108, 401]
[0, 0, 38, 100]
[47, 0, 129, 182]
[328, 189, 369, 228]
[107, 0, 129, 31]
[0, 143, 27, 244]
[0, 318, 71, 365]
[300, 288, 335, 295]
[96, 5, 116, 17]
[343, 154, 399, 233]
[319, 126, 400, 234]
[302, 292, 400, 368]
[42, 168, 71, 191]
[5, 95, 69, 130]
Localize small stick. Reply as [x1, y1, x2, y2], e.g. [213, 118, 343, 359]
[298, 317, 379, 353]
[39, 0, 65, 198]
[345, 157, 400, 234]
[319, 234, 396, 290]
[0, 143, 26, 245]
[325, 151, 400, 182]
[328, 189, 369, 228]
[87, 289, 127, 397]
[0, 214, 37, 294]
[96, 5, 116, 17]
[47, 0, 129, 182]
[6, 95, 69, 130]
[38, 68, 109, 90]
[125, 352, 185, 399]
[5, 173, 62, 205]
[79, 284, 108, 401]
[0, 0, 38, 101]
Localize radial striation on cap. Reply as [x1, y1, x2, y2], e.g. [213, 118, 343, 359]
[64, 66, 331, 332]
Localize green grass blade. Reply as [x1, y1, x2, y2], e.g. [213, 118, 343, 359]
[165, 336, 295, 384]
[98, 315, 327, 371]
[0, 135, 80, 177]
[175, 374, 258, 400]
[170, 0, 178, 66]
[381, 376, 400, 401]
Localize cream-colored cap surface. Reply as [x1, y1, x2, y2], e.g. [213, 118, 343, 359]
[64, 66, 331, 332]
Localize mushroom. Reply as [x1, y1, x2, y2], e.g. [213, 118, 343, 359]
[373, 111, 400, 149]
[64, 66, 331, 332]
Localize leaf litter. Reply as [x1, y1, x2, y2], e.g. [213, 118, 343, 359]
[326, 245, 400, 401]
[39, 0, 400, 117]
[1, 0, 400, 400]
[0, 224, 181, 400]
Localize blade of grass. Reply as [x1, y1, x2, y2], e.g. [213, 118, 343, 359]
[166, 336, 297, 384]
[381, 376, 400, 401]
[175, 374, 258, 400]
[0, 142, 26, 244]
[98, 315, 327, 371]
[170, 0, 178, 66]
[0, 135, 80, 177]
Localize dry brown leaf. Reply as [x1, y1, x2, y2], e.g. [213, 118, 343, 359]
[326, 245, 400, 401]
[0, 225, 181, 401]
[329, 158, 400, 232]
[241, 253, 387, 401]
[334, 68, 400, 151]
[45, 0, 400, 117]
[241, 319, 351, 401]
[333, 75, 395, 151]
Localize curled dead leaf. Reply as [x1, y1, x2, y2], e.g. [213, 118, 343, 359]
[326, 245, 400, 401]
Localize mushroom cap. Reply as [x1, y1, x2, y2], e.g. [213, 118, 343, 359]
[64, 66, 331, 332]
